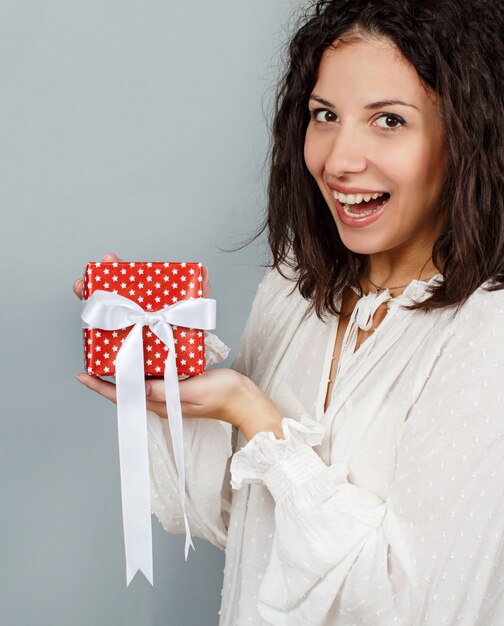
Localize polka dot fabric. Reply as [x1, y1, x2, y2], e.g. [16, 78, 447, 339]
[146, 265, 504, 625]
[82, 261, 206, 377]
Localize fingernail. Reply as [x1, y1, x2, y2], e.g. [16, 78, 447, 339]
[75, 373, 87, 384]
[145, 382, 152, 396]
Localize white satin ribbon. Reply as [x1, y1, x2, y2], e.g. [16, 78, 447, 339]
[81, 290, 216, 586]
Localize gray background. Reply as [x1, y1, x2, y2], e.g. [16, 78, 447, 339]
[0, 1, 304, 624]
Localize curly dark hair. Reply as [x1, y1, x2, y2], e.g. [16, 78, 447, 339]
[257, 0, 504, 319]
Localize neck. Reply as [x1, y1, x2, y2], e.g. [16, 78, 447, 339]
[360, 252, 441, 294]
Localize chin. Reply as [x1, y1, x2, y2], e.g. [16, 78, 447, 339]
[335, 228, 389, 255]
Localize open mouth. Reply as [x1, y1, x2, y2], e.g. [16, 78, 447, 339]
[333, 190, 391, 217]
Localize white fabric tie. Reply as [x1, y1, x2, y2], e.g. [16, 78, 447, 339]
[81, 290, 216, 586]
[336, 289, 392, 377]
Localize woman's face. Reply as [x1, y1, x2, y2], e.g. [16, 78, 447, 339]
[304, 36, 447, 259]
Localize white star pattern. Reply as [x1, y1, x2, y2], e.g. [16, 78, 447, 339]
[82, 261, 207, 378]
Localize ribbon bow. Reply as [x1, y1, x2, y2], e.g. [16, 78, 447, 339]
[336, 289, 392, 377]
[81, 290, 216, 586]
[353, 289, 392, 331]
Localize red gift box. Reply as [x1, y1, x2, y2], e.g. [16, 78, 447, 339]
[82, 261, 206, 377]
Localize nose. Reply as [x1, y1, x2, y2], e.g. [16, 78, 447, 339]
[324, 124, 367, 178]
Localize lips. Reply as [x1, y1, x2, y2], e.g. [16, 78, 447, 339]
[331, 189, 390, 228]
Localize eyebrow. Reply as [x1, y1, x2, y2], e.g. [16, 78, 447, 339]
[309, 94, 420, 111]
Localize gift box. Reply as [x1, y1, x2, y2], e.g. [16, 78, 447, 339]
[82, 261, 206, 377]
[80, 260, 218, 585]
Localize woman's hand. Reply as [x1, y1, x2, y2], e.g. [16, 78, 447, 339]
[74, 253, 284, 441]
[76, 367, 284, 441]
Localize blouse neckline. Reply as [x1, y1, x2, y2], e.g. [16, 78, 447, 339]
[349, 272, 444, 304]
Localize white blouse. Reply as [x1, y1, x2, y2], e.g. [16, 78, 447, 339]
[147, 265, 504, 625]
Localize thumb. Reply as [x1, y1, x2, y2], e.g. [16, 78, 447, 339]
[145, 379, 166, 402]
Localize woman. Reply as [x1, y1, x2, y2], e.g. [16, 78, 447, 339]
[75, 0, 504, 623]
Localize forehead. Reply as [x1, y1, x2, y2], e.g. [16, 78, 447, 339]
[315, 37, 432, 107]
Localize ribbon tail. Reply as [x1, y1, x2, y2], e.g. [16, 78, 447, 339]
[161, 326, 195, 559]
[116, 322, 154, 587]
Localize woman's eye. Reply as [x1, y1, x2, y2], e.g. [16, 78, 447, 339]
[374, 113, 406, 131]
[310, 108, 337, 123]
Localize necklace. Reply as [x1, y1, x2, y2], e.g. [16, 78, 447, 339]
[367, 273, 438, 294]
[367, 277, 410, 294]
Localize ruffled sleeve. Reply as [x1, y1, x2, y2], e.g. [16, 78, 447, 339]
[231, 418, 349, 503]
[229, 416, 389, 624]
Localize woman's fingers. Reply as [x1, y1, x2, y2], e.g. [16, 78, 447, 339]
[73, 278, 85, 299]
[202, 265, 211, 297]
[101, 253, 121, 263]
[76, 373, 168, 417]
[73, 253, 123, 300]
[75, 373, 117, 403]
[145, 378, 166, 402]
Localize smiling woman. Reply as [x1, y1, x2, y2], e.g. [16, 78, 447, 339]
[304, 37, 447, 251]
[75, 0, 504, 624]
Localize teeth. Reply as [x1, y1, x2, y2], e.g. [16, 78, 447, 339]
[342, 196, 389, 217]
[334, 190, 385, 205]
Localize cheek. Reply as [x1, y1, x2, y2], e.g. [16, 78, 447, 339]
[380, 140, 442, 197]
[303, 129, 324, 179]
